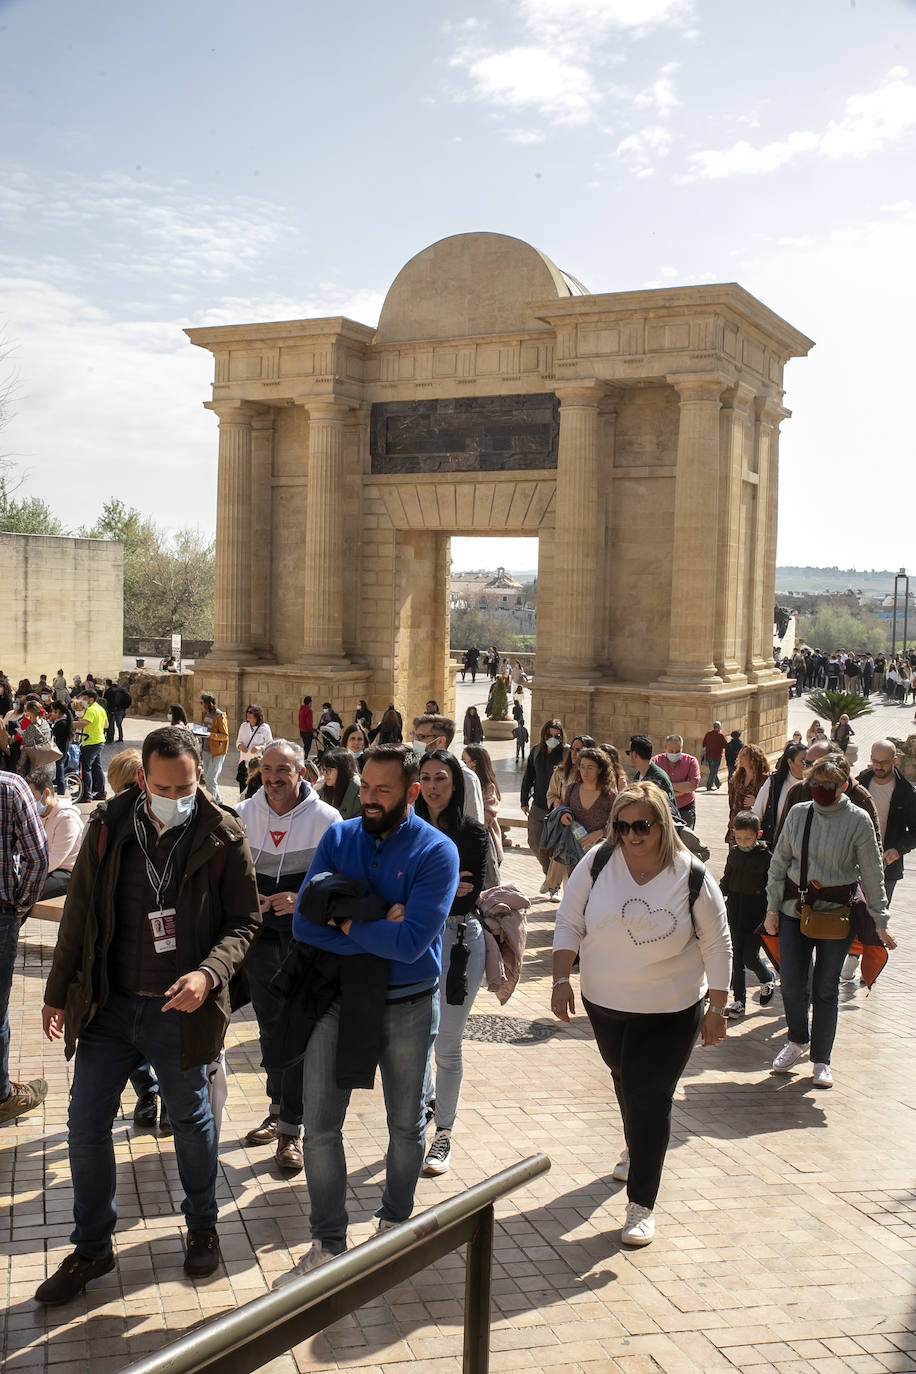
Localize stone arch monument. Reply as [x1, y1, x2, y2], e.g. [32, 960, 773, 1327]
[186, 232, 812, 755]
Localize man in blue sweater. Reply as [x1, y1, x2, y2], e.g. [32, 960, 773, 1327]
[277, 744, 459, 1281]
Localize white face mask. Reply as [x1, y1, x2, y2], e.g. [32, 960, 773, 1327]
[411, 740, 430, 756]
[666, 751, 682, 764]
[147, 791, 196, 829]
[545, 736, 560, 751]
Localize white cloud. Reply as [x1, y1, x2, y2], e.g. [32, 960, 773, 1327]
[634, 61, 679, 117]
[451, 46, 598, 124]
[682, 67, 916, 181]
[505, 128, 547, 145]
[617, 123, 673, 168]
[520, 0, 693, 44]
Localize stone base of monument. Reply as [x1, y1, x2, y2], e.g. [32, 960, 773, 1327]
[483, 719, 516, 741]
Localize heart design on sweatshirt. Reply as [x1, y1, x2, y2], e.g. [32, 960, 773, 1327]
[620, 897, 677, 946]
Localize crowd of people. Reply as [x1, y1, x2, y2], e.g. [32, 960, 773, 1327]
[786, 646, 916, 703]
[1, 662, 914, 1308]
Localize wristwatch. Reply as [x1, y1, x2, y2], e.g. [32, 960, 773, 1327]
[707, 1004, 728, 1017]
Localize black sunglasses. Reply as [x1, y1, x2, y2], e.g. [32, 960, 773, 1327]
[613, 819, 656, 837]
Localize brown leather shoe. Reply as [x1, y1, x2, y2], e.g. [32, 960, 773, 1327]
[245, 1114, 279, 1145]
[275, 1133, 303, 1175]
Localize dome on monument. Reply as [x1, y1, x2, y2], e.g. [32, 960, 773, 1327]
[375, 232, 589, 344]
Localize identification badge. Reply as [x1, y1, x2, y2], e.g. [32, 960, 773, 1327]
[148, 908, 177, 954]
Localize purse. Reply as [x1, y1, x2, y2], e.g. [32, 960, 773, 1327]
[795, 807, 853, 940]
[26, 741, 63, 767]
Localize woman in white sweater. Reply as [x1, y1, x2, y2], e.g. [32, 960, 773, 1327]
[552, 781, 731, 1248]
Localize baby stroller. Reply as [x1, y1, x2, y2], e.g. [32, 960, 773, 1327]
[316, 720, 341, 758]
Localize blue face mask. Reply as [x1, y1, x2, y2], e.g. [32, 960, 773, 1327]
[666, 752, 682, 764]
[148, 791, 196, 829]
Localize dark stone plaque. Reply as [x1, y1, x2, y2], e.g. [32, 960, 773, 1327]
[370, 394, 559, 474]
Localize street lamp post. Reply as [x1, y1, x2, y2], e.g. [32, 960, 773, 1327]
[891, 569, 910, 658]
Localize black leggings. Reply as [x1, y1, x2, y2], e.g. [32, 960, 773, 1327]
[583, 996, 703, 1210]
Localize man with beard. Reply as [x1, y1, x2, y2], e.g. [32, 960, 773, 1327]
[275, 744, 459, 1282]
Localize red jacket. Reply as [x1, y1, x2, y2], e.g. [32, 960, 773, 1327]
[298, 704, 314, 733]
[702, 730, 727, 761]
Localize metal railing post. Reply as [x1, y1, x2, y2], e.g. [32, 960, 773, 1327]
[464, 1201, 494, 1374]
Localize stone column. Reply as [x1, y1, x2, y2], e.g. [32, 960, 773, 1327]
[550, 381, 605, 676]
[655, 372, 732, 688]
[712, 380, 756, 683]
[747, 395, 788, 681]
[301, 398, 350, 664]
[206, 401, 256, 660]
[249, 410, 275, 658]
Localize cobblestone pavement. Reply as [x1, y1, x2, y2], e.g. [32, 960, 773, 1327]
[3, 691, 916, 1373]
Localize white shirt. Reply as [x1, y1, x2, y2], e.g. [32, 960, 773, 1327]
[867, 776, 894, 845]
[553, 845, 731, 1014]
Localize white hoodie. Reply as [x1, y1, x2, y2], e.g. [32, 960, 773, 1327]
[236, 783, 339, 910]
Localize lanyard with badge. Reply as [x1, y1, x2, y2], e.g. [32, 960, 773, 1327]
[132, 793, 190, 955]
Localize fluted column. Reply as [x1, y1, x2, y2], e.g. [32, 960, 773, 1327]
[747, 395, 789, 681]
[550, 382, 605, 676]
[655, 372, 732, 687]
[207, 401, 255, 659]
[249, 410, 275, 658]
[302, 399, 350, 663]
[713, 380, 756, 683]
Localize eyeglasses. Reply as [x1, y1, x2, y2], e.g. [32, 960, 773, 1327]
[613, 818, 656, 837]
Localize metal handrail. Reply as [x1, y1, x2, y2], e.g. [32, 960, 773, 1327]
[122, 1152, 551, 1374]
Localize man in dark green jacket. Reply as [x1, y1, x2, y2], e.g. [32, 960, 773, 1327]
[36, 726, 261, 1306]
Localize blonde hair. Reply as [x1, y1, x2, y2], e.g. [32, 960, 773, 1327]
[608, 781, 684, 871]
[107, 749, 143, 794]
[805, 754, 850, 788]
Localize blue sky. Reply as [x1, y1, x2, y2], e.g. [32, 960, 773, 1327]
[1, 0, 915, 572]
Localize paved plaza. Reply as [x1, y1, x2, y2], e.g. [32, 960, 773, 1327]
[3, 685, 916, 1374]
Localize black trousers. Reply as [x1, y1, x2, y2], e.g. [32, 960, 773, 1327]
[583, 995, 703, 1210]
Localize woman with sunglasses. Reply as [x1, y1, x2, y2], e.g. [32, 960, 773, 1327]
[415, 750, 489, 1178]
[551, 781, 731, 1248]
[764, 752, 894, 1088]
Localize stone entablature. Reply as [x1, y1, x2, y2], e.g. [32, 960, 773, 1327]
[186, 233, 813, 756]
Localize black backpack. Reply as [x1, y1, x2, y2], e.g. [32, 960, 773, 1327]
[588, 841, 706, 935]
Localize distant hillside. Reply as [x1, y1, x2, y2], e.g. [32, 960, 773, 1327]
[776, 566, 898, 596]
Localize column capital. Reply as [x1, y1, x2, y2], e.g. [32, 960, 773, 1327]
[667, 370, 735, 403]
[555, 379, 607, 407]
[755, 393, 791, 426]
[720, 378, 759, 413]
[203, 399, 257, 423]
[249, 409, 276, 432]
[296, 396, 353, 423]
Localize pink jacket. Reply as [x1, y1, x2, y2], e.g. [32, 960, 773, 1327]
[478, 883, 530, 1005]
[482, 782, 503, 862]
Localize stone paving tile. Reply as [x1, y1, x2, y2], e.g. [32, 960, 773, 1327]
[3, 695, 916, 1371]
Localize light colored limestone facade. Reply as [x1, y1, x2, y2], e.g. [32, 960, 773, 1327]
[0, 533, 124, 681]
[186, 233, 813, 756]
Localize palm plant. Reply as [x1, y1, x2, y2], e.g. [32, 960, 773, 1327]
[804, 690, 874, 726]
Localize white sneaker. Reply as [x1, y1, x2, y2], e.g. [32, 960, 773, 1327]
[423, 1129, 452, 1176]
[272, 1240, 339, 1287]
[621, 1203, 654, 1247]
[549, 889, 561, 902]
[772, 1041, 809, 1073]
[812, 1062, 833, 1089]
[376, 1217, 399, 1235]
[538, 879, 551, 894]
[840, 954, 860, 983]
[612, 1147, 629, 1182]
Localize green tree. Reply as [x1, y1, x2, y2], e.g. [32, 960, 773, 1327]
[0, 483, 66, 535]
[795, 604, 888, 654]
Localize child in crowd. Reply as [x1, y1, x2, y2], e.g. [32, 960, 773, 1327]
[719, 810, 776, 1017]
[512, 715, 529, 764]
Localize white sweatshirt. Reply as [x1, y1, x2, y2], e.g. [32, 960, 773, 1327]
[553, 845, 732, 1013]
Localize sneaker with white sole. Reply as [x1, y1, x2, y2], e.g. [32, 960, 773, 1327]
[423, 1129, 452, 1175]
[272, 1240, 341, 1288]
[538, 879, 551, 895]
[812, 1062, 833, 1089]
[840, 954, 860, 983]
[772, 1041, 809, 1073]
[725, 1001, 745, 1018]
[758, 981, 776, 1006]
[612, 1147, 629, 1182]
[621, 1203, 654, 1247]
[376, 1217, 399, 1235]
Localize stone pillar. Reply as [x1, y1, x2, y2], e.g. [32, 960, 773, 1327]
[747, 395, 788, 681]
[250, 410, 275, 658]
[550, 381, 605, 677]
[301, 398, 350, 664]
[655, 372, 731, 688]
[712, 380, 756, 684]
[207, 401, 256, 660]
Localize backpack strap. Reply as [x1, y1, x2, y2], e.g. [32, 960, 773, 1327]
[588, 840, 615, 887]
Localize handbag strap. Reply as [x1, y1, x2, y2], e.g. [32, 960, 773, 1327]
[798, 805, 814, 903]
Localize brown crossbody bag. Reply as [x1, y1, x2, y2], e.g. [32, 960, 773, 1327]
[794, 806, 854, 940]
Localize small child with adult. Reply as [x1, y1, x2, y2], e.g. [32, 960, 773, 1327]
[27, 764, 85, 900]
[719, 811, 776, 1017]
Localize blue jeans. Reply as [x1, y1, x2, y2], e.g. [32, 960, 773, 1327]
[68, 989, 217, 1258]
[706, 758, 722, 789]
[202, 751, 225, 803]
[0, 914, 22, 1101]
[301, 991, 439, 1251]
[80, 743, 105, 799]
[246, 928, 303, 1134]
[424, 917, 486, 1132]
[777, 913, 855, 1064]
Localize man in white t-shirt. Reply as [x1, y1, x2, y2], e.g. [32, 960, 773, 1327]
[842, 739, 916, 983]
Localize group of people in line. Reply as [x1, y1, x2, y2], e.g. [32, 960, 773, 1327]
[787, 646, 916, 702]
[458, 645, 528, 686]
[1, 666, 913, 1306]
